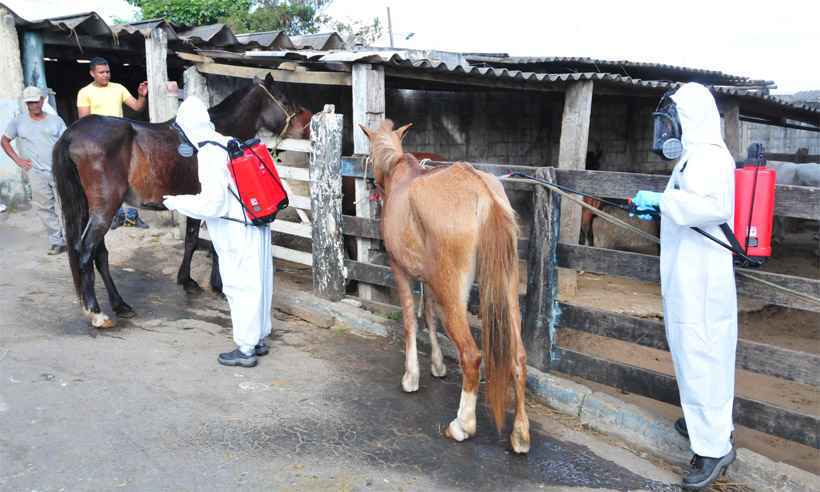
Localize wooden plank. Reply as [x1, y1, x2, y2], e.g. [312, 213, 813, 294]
[345, 259, 395, 288]
[309, 106, 346, 301]
[195, 61, 352, 86]
[555, 168, 819, 220]
[271, 220, 311, 238]
[175, 51, 214, 64]
[261, 136, 313, 154]
[279, 179, 310, 224]
[272, 245, 313, 266]
[766, 150, 819, 163]
[145, 28, 178, 123]
[342, 215, 381, 240]
[552, 347, 819, 448]
[556, 81, 594, 296]
[557, 244, 820, 313]
[289, 194, 311, 210]
[351, 64, 386, 302]
[557, 303, 820, 387]
[523, 167, 560, 370]
[383, 66, 571, 94]
[277, 165, 310, 182]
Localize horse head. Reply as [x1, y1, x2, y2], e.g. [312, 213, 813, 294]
[256, 73, 312, 140]
[358, 120, 413, 188]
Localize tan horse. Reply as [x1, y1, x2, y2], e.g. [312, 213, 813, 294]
[359, 120, 530, 453]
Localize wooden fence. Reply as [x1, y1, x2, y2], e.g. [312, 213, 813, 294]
[308, 155, 820, 450]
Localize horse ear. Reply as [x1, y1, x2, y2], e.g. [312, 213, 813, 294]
[395, 123, 413, 142]
[265, 73, 275, 85]
[358, 124, 374, 141]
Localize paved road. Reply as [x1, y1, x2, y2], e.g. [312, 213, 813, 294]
[0, 209, 679, 491]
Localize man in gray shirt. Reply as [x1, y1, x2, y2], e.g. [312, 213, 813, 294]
[2, 86, 68, 254]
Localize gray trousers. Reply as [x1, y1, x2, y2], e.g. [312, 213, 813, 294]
[29, 168, 65, 247]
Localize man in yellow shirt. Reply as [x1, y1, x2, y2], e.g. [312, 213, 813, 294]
[78, 57, 150, 228]
[77, 57, 148, 118]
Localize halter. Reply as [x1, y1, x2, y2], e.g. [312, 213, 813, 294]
[257, 83, 297, 140]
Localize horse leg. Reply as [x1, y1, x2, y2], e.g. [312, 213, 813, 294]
[439, 297, 481, 442]
[423, 290, 447, 378]
[393, 264, 420, 393]
[177, 217, 203, 293]
[511, 325, 531, 453]
[94, 239, 135, 318]
[78, 213, 115, 328]
[209, 243, 223, 294]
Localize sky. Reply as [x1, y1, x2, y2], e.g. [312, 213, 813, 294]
[4, 0, 816, 94]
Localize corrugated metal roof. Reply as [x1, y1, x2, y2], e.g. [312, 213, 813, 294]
[234, 31, 296, 50]
[290, 32, 345, 50]
[465, 55, 774, 89]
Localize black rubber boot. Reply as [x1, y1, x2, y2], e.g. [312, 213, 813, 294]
[218, 348, 257, 368]
[254, 340, 269, 356]
[682, 449, 736, 491]
[675, 417, 689, 439]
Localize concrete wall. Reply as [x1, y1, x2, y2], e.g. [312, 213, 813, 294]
[741, 120, 820, 156]
[0, 7, 26, 207]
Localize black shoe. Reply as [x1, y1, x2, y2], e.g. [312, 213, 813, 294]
[218, 348, 257, 367]
[111, 209, 126, 230]
[255, 340, 269, 356]
[675, 417, 689, 439]
[48, 245, 67, 255]
[682, 449, 736, 491]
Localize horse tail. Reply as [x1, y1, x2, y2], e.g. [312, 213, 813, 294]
[477, 187, 521, 432]
[52, 131, 86, 297]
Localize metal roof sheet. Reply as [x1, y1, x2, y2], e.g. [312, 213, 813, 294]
[290, 32, 345, 50]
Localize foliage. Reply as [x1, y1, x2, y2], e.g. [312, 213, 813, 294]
[126, 0, 251, 26]
[126, 0, 384, 46]
[223, 1, 329, 35]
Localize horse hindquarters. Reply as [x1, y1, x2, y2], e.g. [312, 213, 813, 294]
[477, 197, 530, 454]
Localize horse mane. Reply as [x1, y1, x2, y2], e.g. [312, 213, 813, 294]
[208, 84, 255, 120]
[370, 120, 406, 177]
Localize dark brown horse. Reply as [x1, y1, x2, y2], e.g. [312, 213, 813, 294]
[53, 74, 311, 328]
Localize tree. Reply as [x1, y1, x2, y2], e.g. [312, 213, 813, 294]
[223, 1, 329, 35]
[126, 0, 252, 26]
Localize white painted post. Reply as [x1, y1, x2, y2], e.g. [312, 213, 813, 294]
[557, 81, 594, 297]
[183, 66, 209, 103]
[352, 63, 386, 301]
[145, 27, 178, 123]
[309, 105, 346, 301]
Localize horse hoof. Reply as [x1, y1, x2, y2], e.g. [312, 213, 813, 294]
[444, 418, 472, 442]
[115, 305, 136, 318]
[511, 422, 531, 454]
[90, 312, 114, 329]
[431, 361, 447, 378]
[401, 371, 419, 393]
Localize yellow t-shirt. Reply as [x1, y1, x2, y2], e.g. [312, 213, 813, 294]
[76, 82, 133, 117]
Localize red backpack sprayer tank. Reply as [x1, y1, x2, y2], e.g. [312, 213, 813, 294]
[733, 143, 776, 263]
[224, 138, 289, 225]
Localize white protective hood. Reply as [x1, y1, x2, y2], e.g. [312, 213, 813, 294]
[671, 82, 727, 151]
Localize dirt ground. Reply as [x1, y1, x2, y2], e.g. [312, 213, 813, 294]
[1, 207, 698, 492]
[556, 227, 819, 475]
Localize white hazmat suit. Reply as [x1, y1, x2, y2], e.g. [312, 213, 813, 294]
[163, 97, 273, 356]
[658, 83, 737, 459]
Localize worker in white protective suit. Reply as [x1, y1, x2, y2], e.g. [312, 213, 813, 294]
[630, 82, 737, 491]
[163, 96, 273, 368]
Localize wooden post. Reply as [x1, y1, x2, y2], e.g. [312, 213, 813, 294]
[183, 66, 209, 104]
[523, 167, 560, 371]
[145, 27, 178, 123]
[21, 31, 46, 90]
[310, 105, 346, 301]
[352, 63, 386, 301]
[556, 81, 594, 296]
[723, 99, 742, 160]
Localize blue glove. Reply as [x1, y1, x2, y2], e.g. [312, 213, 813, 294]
[630, 190, 662, 221]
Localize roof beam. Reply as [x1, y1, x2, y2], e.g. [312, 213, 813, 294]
[175, 52, 351, 86]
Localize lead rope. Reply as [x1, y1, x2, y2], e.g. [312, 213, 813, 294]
[507, 176, 820, 308]
[257, 83, 296, 141]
